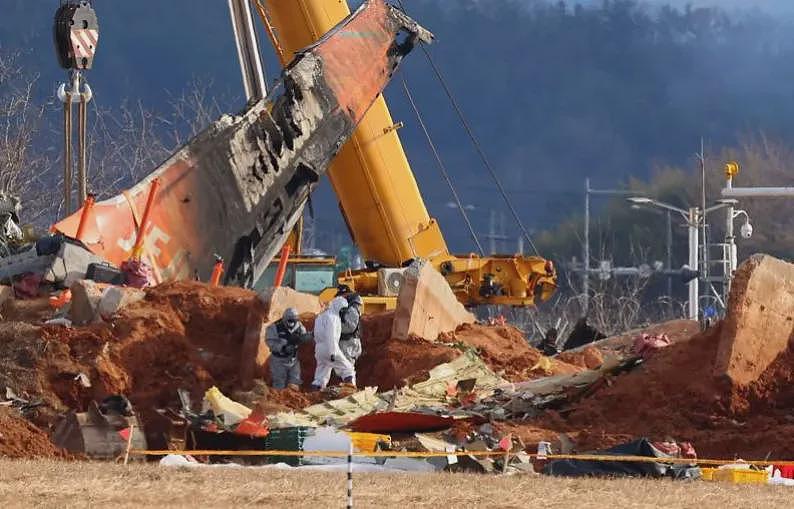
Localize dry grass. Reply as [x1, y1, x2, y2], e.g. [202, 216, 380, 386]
[0, 460, 790, 508]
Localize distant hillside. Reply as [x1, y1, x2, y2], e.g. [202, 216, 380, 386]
[4, 1, 794, 253]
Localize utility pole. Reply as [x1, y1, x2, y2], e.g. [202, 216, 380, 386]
[629, 196, 737, 320]
[584, 178, 590, 315]
[718, 162, 790, 302]
[489, 210, 496, 255]
[687, 207, 699, 321]
[666, 210, 673, 298]
[697, 140, 710, 287]
[486, 209, 508, 255]
[583, 178, 636, 315]
[228, 0, 267, 103]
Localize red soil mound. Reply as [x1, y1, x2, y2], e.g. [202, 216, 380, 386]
[295, 311, 461, 390]
[4, 282, 259, 428]
[504, 322, 794, 460]
[444, 323, 582, 381]
[558, 347, 604, 370]
[292, 315, 584, 390]
[0, 408, 67, 459]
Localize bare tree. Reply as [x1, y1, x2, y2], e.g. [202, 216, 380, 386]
[86, 100, 172, 198]
[164, 79, 224, 147]
[0, 49, 228, 232]
[0, 50, 51, 222]
[490, 236, 687, 348]
[85, 79, 225, 198]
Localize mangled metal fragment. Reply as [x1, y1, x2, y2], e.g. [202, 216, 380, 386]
[54, 0, 432, 287]
[52, 397, 146, 460]
[269, 351, 505, 428]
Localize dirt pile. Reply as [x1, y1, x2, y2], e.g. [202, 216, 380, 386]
[444, 323, 582, 381]
[502, 319, 794, 460]
[344, 315, 583, 389]
[558, 347, 604, 370]
[295, 312, 461, 390]
[232, 381, 324, 413]
[291, 313, 583, 391]
[715, 254, 794, 386]
[1, 282, 260, 428]
[504, 255, 794, 461]
[4, 286, 575, 422]
[0, 408, 67, 458]
[572, 319, 699, 360]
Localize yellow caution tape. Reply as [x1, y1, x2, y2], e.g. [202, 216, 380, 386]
[530, 453, 793, 467]
[130, 449, 794, 466]
[128, 448, 794, 466]
[131, 449, 507, 458]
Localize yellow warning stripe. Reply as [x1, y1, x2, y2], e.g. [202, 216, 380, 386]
[130, 449, 794, 466]
[132, 449, 507, 458]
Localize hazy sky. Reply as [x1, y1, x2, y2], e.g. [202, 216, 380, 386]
[586, 0, 794, 13]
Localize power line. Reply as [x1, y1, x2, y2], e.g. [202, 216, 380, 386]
[401, 76, 484, 256]
[397, 0, 539, 255]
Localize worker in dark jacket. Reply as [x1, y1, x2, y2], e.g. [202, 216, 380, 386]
[265, 308, 312, 389]
[540, 327, 560, 357]
[339, 292, 363, 365]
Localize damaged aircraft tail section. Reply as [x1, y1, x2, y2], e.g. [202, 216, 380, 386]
[54, 0, 432, 286]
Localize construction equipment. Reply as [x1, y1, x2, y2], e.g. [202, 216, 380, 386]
[46, 0, 554, 311]
[256, 0, 557, 308]
[54, 0, 98, 214]
[52, 0, 432, 289]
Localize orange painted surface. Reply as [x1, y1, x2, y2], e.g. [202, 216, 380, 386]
[131, 178, 161, 260]
[273, 244, 292, 287]
[314, 0, 392, 124]
[265, 0, 441, 266]
[53, 0, 418, 284]
[74, 195, 95, 242]
[54, 159, 201, 284]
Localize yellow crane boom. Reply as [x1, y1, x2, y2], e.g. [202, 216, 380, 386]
[257, 0, 557, 307]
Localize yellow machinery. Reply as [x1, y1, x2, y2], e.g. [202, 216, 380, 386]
[255, 0, 556, 309]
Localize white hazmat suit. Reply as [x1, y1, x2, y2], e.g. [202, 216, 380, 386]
[312, 296, 356, 389]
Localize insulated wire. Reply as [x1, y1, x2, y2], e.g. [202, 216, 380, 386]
[401, 77, 484, 256]
[396, 0, 540, 256]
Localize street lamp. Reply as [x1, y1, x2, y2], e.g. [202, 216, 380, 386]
[629, 197, 700, 320]
[717, 196, 752, 296]
[629, 196, 743, 321]
[627, 197, 691, 217]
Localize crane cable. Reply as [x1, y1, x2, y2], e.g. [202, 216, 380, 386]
[400, 77, 485, 256]
[396, 0, 540, 256]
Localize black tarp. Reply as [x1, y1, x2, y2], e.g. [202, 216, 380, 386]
[563, 318, 607, 350]
[543, 439, 700, 479]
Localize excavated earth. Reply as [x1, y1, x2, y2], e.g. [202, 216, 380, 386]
[500, 322, 794, 460]
[3, 255, 794, 462]
[0, 407, 68, 459]
[0, 281, 579, 458]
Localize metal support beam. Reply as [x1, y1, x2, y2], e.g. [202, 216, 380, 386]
[687, 207, 699, 320]
[228, 0, 267, 103]
[722, 187, 794, 198]
[583, 178, 590, 315]
[666, 210, 673, 298]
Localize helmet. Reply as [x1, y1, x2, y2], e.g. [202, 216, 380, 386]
[283, 307, 299, 327]
[336, 284, 352, 297]
[346, 293, 363, 307]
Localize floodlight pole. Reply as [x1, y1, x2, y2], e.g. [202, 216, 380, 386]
[687, 207, 699, 321]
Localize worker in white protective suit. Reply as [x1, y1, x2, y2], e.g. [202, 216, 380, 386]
[311, 296, 356, 391]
